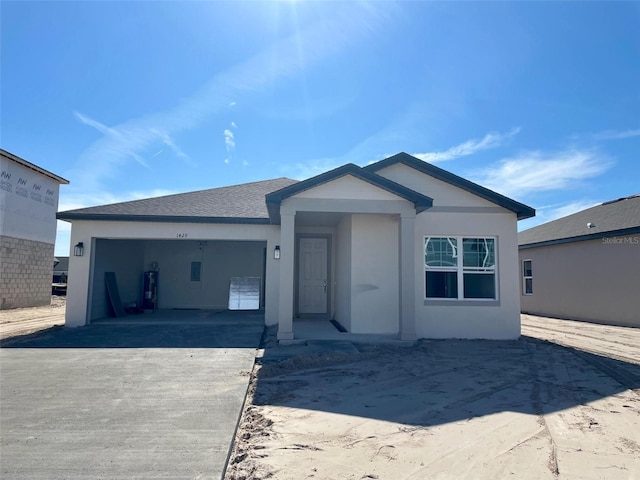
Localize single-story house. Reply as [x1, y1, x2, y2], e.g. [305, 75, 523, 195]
[53, 256, 69, 283]
[519, 194, 640, 328]
[1, 148, 69, 309]
[57, 152, 535, 340]
[52, 256, 69, 295]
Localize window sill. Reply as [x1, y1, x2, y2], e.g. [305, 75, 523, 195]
[424, 299, 501, 307]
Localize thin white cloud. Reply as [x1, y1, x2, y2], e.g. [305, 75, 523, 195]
[517, 199, 600, 231]
[59, 4, 391, 252]
[73, 111, 114, 136]
[473, 149, 611, 198]
[224, 129, 235, 152]
[55, 188, 181, 254]
[58, 189, 180, 213]
[68, 4, 388, 189]
[224, 122, 237, 162]
[412, 128, 521, 163]
[149, 129, 193, 164]
[289, 160, 334, 180]
[594, 128, 640, 140]
[544, 200, 599, 220]
[284, 120, 409, 180]
[287, 126, 521, 182]
[74, 111, 150, 168]
[75, 113, 195, 172]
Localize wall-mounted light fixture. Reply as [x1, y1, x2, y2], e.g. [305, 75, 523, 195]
[73, 242, 84, 257]
[274, 245, 280, 259]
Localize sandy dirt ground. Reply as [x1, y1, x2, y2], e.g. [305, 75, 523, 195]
[0, 296, 66, 340]
[226, 320, 640, 480]
[3, 303, 638, 479]
[522, 314, 640, 366]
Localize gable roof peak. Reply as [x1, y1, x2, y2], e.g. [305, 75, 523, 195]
[265, 162, 433, 223]
[365, 152, 535, 220]
[1, 148, 70, 184]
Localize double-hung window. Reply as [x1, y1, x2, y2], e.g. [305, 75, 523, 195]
[522, 260, 533, 295]
[425, 236, 497, 300]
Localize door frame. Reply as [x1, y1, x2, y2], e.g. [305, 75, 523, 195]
[294, 233, 332, 319]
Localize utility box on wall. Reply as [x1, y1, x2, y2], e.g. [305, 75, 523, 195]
[142, 271, 158, 311]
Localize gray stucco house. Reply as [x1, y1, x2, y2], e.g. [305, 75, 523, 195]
[519, 194, 640, 328]
[1, 149, 69, 309]
[53, 256, 69, 284]
[58, 153, 535, 340]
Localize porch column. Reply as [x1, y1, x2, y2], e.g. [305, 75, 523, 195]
[65, 230, 93, 327]
[399, 212, 417, 341]
[277, 212, 295, 340]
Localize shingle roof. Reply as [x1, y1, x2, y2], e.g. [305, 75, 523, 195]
[57, 178, 298, 223]
[365, 152, 535, 220]
[53, 257, 69, 272]
[57, 152, 538, 226]
[519, 194, 640, 248]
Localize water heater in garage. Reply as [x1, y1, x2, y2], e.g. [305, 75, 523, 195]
[142, 271, 158, 312]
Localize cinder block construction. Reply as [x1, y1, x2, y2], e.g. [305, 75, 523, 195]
[0, 149, 68, 309]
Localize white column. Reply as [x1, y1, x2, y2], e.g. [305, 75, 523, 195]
[277, 212, 295, 340]
[65, 227, 92, 327]
[399, 212, 417, 341]
[264, 238, 280, 326]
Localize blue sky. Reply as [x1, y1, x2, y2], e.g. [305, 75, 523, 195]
[2, 1, 639, 256]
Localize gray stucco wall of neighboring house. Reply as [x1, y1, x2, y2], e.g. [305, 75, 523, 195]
[519, 236, 640, 328]
[0, 235, 54, 309]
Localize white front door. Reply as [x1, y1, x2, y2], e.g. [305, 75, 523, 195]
[298, 237, 328, 315]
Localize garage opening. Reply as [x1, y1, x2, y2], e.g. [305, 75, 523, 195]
[89, 239, 267, 322]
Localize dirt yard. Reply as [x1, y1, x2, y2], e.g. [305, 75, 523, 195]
[522, 314, 640, 366]
[0, 296, 66, 340]
[226, 318, 640, 480]
[3, 303, 638, 479]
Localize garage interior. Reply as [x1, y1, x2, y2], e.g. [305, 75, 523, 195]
[89, 239, 267, 322]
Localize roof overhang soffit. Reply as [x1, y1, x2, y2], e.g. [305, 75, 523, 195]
[365, 152, 536, 220]
[265, 163, 433, 224]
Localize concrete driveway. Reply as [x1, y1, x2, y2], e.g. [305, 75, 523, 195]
[0, 314, 264, 480]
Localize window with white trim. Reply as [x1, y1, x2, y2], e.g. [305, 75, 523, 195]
[425, 236, 497, 300]
[522, 259, 533, 295]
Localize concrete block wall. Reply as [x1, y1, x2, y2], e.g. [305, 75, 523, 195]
[0, 235, 53, 309]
